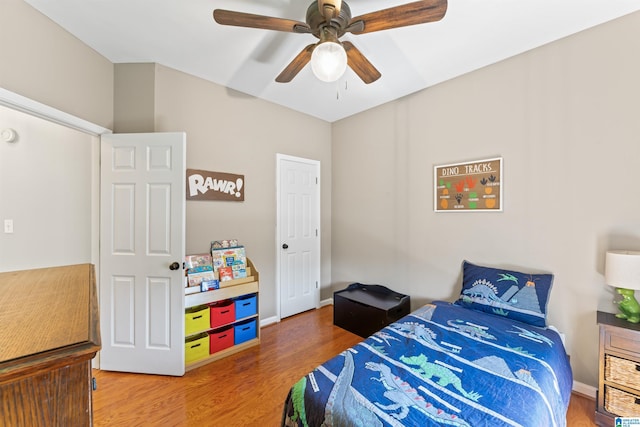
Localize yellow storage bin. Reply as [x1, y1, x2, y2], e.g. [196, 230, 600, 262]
[185, 332, 209, 364]
[185, 305, 210, 336]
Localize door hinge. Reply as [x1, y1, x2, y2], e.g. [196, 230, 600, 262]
[316, 229, 318, 237]
[316, 281, 319, 289]
[316, 177, 318, 184]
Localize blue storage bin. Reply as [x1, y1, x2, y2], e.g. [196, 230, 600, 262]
[234, 318, 257, 345]
[234, 294, 257, 319]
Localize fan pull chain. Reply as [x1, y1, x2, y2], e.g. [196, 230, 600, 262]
[336, 80, 348, 100]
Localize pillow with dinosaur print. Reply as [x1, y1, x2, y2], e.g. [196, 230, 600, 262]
[454, 260, 554, 327]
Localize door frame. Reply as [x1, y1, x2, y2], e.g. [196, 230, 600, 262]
[0, 87, 111, 367]
[275, 154, 321, 321]
[0, 88, 110, 136]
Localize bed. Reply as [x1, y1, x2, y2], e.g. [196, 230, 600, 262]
[281, 261, 573, 427]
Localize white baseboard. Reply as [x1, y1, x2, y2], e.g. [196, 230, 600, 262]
[259, 299, 333, 328]
[320, 298, 333, 307]
[572, 381, 597, 398]
[259, 316, 279, 328]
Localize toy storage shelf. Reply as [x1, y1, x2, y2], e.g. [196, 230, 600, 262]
[184, 258, 260, 372]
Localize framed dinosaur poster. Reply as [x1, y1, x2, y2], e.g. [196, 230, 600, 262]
[434, 157, 502, 212]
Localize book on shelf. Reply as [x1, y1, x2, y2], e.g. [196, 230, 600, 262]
[184, 253, 212, 270]
[184, 242, 251, 292]
[211, 239, 238, 250]
[186, 265, 215, 287]
[233, 268, 247, 279]
[201, 279, 220, 291]
[184, 278, 220, 295]
[211, 246, 246, 271]
[218, 266, 234, 282]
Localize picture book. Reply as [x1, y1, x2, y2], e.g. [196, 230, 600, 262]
[187, 265, 215, 287]
[218, 266, 234, 282]
[184, 253, 212, 270]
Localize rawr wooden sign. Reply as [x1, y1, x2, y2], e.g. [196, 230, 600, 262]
[186, 169, 244, 201]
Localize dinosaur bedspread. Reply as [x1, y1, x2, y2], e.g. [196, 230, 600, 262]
[281, 301, 572, 427]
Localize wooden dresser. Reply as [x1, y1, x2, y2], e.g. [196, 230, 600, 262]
[596, 310, 640, 426]
[0, 264, 101, 426]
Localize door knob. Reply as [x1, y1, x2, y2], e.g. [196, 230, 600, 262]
[169, 262, 180, 271]
[282, 243, 289, 249]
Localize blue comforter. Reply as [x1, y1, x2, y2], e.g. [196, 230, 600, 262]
[282, 301, 573, 427]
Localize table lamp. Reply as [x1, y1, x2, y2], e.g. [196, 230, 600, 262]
[605, 250, 640, 323]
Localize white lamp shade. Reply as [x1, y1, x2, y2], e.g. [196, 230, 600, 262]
[310, 41, 347, 82]
[605, 250, 640, 290]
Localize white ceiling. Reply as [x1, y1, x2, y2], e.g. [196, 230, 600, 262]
[24, 0, 640, 123]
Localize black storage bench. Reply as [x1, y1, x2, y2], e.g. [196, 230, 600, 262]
[333, 283, 410, 338]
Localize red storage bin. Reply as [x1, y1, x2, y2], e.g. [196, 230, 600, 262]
[209, 325, 234, 354]
[209, 299, 235, 328]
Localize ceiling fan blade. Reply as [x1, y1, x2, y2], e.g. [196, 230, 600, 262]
[343, 41, 381, 84]
[347, 0, 447, 35]
[276, 44, 315, 83]
[213, 9, 311, 34]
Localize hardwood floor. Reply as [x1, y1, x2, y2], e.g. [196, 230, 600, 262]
[93, 305, 597, 426]
[567, 393, 597, 427]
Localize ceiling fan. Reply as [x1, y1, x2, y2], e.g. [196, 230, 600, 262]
[213, 0, 447, 84]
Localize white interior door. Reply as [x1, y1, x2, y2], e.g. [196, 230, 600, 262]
[277, 154, 320, 319]
[100, 132, 186, 376]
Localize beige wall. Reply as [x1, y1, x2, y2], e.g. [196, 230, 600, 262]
[114, 64, 332, 321]
[0, 105, 98, 272]
[0, 0, 109, 274]
[3, 0, 331, 324]
[114, 63, 156, 133]
[0, 0, 113, 129]
[6, 0, 640, 389]
[332, 11, 640, 387]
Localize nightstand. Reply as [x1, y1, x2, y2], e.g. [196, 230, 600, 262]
[596, 311, 640, 426]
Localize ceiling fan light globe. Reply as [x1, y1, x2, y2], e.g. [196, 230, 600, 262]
[311, 41, 347, 82]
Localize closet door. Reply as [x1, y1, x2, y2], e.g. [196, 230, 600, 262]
[277, 154, 320, 319]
